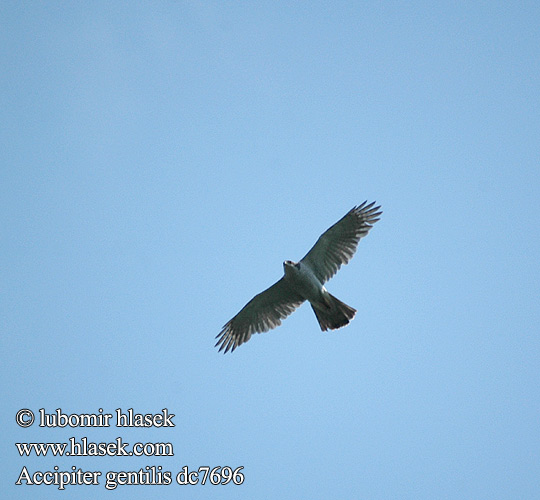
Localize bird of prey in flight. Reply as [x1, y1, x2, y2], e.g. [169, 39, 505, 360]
[216, 201, 382, 353]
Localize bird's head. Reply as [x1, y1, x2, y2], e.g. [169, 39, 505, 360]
[283, 260, 300, 274]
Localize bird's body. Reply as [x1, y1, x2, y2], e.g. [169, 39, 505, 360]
[216, 201, 382, 353]
[282, 260, 355, 331]
[283, 260, 323, 305]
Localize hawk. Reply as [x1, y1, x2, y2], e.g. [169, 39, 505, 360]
[216, 201, 382, 353]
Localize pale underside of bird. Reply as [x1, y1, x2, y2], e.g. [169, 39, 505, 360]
[216, 201, 382, 353]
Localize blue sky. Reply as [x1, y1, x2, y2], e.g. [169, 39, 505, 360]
[2, 2, 539, 498]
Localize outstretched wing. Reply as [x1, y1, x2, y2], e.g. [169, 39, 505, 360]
[300, 201, 382, 283]
[216, 278, 305, 353]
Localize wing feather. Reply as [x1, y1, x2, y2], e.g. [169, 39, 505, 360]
[215, 278, 304, 353]
[300, 201, 382, 283]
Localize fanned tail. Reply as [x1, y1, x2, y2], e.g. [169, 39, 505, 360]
[311, 293, 356, 331]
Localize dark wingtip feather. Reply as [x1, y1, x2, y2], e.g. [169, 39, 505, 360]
[350, 202, 382, 225]
[215, 320, 243, 354]
[215, 323, 232, 353]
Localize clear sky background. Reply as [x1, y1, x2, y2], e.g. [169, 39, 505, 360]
[2, 2, 539, 499]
